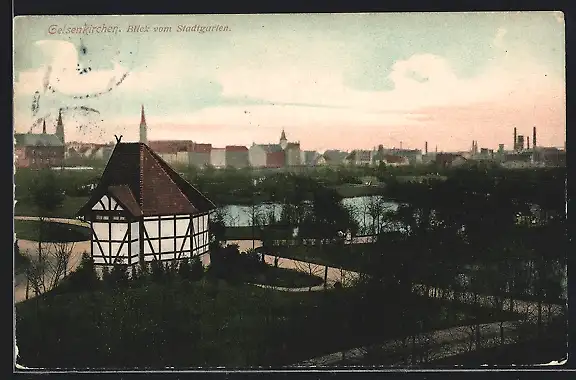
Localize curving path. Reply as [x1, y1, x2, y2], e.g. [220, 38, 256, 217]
[14, 215, 89, 226]
[14, 217, 567, 365]
[14, 216, 90, 303]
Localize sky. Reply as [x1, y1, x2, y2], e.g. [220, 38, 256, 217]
[13, 12, 566, 152]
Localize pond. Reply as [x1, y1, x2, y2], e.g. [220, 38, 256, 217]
[219, 196, 400, 235]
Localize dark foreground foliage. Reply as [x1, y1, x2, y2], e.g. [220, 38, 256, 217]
[15, 273, 523, 369]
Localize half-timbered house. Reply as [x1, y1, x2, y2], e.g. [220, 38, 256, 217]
[76, 139, 216, 267]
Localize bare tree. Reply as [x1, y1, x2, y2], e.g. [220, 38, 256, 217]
[293, 260, 324, 291]
[23, 241, 76, 296]
[46, 241, 76, 289]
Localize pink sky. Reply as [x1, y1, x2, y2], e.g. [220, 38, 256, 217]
[13, 13, 566, 152]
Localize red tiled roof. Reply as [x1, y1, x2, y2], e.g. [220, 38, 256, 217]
[193, 143, 212, 153]
[148, 140, 194, 154]
[108, 185, 142, 217]
[225, 145, 248, 152]
[76, 142, 215, 217]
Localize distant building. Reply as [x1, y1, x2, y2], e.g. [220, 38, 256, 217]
[435, 153, 466, 168]
[249, 144, 285, 168]
[285, 142, 301, 166]
[148, 140, 193, 167]
[14, 112, 65, 169]
[189, 143, 212, 167]
[321, 150, 348, 166]
[210, 148, 226, 168]
[345, 150, 374, 166]
[502, 152, 534, 169]
[383, 154, 410, 167]
[533, 147, 566, 167]
[386, 148, 423, 165]
[65, 142, 114, 165]
[249, 130, 300, 168]
[301, 150, 321, 166]
[225, 145, 249, 168]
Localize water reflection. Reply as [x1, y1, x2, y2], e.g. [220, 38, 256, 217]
[219, 196, 400, 235]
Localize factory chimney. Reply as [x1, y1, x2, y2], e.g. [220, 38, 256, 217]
[513, 127, 517, 151]
[533, 126, 537, 149]
[425, 141, 428, 155]
[527, 137, 530, 151]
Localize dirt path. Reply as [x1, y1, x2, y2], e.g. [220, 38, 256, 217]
[14, 239, 90, 304]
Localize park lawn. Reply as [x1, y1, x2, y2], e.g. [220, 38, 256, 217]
[14, 196, 90, 218]
[15, 219, 91, 243]
[14, 276, 518, 369]
[241, 265, 324, 289]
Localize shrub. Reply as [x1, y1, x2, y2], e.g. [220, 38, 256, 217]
[178, 258, 192, 280]
[190, 257, 204, 281]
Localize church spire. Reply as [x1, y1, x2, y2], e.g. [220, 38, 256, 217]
[139, 105, 148, 144]
[140, 104, 146, 125]
[279, 128, 287, 150]
[55, 109, 65, 144]
[42, 119, 47, 134]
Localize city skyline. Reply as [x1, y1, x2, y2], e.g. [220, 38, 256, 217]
[13, 12, 566, 152]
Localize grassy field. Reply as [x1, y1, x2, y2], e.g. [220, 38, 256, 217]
[14, 276, 520, 369]
[14, 196, 90, 218]
[14, 219, 91, 242]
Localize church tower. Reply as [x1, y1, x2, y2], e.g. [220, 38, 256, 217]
[56, 109, 65, 145]
[279, 129, 287, 150]
[140, 105, 148, 144]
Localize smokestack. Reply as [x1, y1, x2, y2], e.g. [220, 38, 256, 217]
[425, 141, 428, 155]
[527, 137, 530, 151]
[513, 127, 517, 151]
[533, 126, 537, 149]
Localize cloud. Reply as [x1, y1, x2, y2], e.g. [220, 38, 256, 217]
[14, 40, 129, 97]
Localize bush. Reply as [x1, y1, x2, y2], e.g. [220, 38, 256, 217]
[109, 260, 129, 289]
[178, 258, 192, 280]
[150, 260, 165, 283]
[190, 257, 204, 281]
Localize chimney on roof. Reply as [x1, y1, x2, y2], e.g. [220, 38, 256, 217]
[140, 105, 148, 144]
